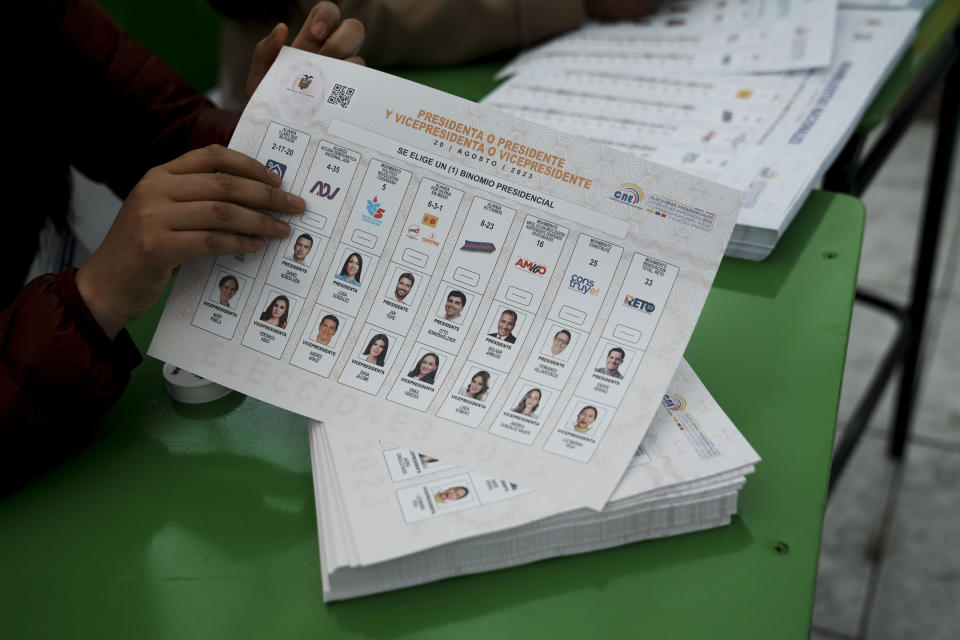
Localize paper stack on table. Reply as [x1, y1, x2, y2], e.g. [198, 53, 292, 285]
[489, 3, 921, 259]
[310, 359, 759, 601]
[499, 0, 840, 77]
[149, 37, 761, 600]
[151, 46, 745, 510]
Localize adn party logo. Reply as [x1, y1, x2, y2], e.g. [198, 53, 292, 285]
[308, 180, 340, 201]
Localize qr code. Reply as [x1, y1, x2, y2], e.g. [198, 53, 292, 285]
[327, 83, 355, 109]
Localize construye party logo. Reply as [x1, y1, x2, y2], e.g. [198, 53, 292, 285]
[569, 274, 600, 295]
[611, 183, 644, 209]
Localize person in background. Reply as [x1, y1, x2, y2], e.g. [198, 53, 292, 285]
[211, 0, 662, 110]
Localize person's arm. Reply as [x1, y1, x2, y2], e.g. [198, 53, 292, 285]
[341, 0, 585, 67]
[339, 0, 662, 67]
[52, 0, 241, 198]
[1, 2, 363, 436]
[0, 271, 141, 430]
[55, 0, 362, 198]
[63, 0, 364, 338]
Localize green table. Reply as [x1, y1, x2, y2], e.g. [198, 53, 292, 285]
[0, 190, 862, 639]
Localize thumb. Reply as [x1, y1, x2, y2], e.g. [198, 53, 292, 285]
[246, 23, 290, 99]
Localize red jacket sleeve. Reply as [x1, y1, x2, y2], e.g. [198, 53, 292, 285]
[52, 0, 241, 198]
[0, 270, 142, 434]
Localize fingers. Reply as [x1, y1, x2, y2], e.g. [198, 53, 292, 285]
[167, 171, 306, 214]
[159, 146, 304, 214]
[164, 145, 282, 187]
[161, 231, 268, 265]
[247, 23, 290, 98]
[318, 18, 365, 60]
[344, 55, 365, 67]
[167, 201, 292, 239]
[292, 2, 343, 52]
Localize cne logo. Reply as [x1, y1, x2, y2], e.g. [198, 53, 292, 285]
[514, 258, 547, 276]
[662, 394, 686, 412]
[611, 183, 644, 209]
[308, 180, 340, 200]
[623, 294, 656, 313]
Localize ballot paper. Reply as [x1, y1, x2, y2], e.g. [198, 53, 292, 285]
[499, 0, 839, 77]
[487, 8, 920, 259]
[483, 68, 798, 189]
[148, 47, 742, 509]
[311, 359, 760, 600]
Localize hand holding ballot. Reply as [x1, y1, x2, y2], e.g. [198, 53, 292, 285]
[76, 3, 368, 341]
[1, 1, 368, 434]
[75, 146, 306, 339]
[245, 2, 365, 100]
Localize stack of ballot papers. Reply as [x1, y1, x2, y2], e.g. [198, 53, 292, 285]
[489, 2, 922, 259]
[310, 360, 759, 601]
[149, 40, 760, 600]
